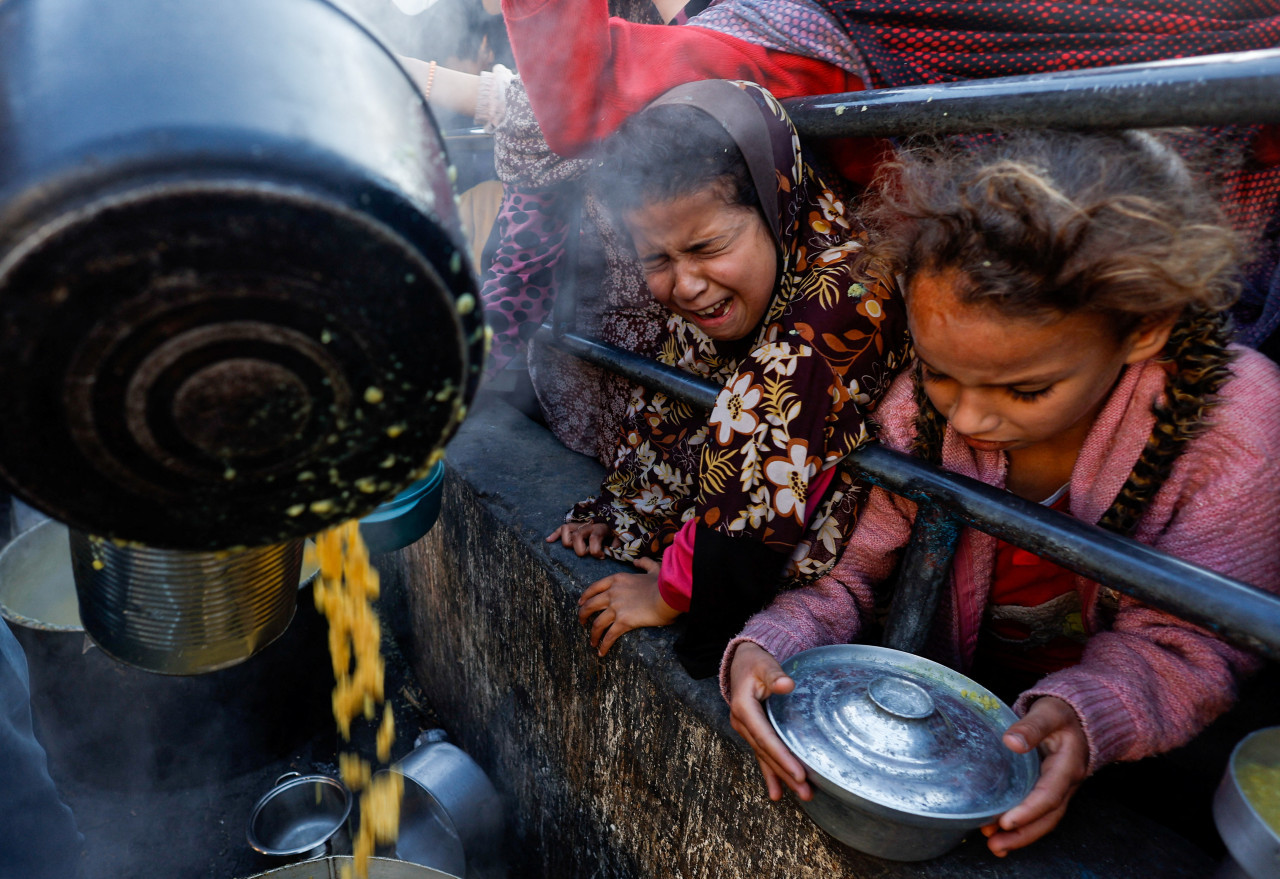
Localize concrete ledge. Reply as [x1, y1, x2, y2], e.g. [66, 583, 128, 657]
[389, 394, 1217, 878]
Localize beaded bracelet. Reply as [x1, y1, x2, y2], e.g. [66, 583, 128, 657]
[421, 59, 437, 100]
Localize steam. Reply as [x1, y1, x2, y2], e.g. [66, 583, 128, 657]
[338, 0, 511, 73]
[391, 0, 439, 13]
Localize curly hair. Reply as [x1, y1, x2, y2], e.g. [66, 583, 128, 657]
[871, 130, 1241, 333]
[880, 131, 1242, 535]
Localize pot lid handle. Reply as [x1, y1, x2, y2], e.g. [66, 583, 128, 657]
[868, 675, 935, 720]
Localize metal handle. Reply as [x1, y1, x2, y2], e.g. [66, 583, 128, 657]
[868, 676, 936, 721]
[415, 728, 450, 748]
[273, 771, 302, 787]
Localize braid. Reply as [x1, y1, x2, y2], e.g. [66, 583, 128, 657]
[1098, 308, 1238, 535]
[911, 362, 946, 465]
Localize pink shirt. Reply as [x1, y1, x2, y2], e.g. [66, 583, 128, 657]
[724, 348, 1280, 773]
[657, 466, 839, 613]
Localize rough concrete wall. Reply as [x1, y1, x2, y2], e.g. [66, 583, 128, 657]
[392, 396, 1215, 879]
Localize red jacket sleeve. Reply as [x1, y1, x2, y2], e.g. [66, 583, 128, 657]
[501, 0, 863, 157]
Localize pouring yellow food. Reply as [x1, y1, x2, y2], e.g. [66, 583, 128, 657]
[312, 521, 402, 879]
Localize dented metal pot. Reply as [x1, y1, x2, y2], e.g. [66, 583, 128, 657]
[385, 730, 505, 879]
[68, 529, 304, 674]
[0, 0, 485, 551]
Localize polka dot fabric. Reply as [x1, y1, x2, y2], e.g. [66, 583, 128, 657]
[808, 0, 1280, 346]
[691, 0, 866, 76]
[479, 187, 569, 371]
[809, 0, 1280, 89]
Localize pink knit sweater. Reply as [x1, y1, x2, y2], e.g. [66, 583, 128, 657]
[722, 347, 1280, 772]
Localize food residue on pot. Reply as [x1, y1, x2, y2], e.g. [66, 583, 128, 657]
[1237, 757, 1280, 833]
[959, 689, 1002, 713]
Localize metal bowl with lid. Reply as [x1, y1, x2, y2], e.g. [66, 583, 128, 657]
[767, 644, 1040, 861]
[1213, 725, 1280, 879]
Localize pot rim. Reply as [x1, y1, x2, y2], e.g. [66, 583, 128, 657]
[805, 765, 1005, 827]
[768, 644, 1038, 824]
[246, 773, 353, 857]
[0, 519, 83, 632]
[1224, 726, 1280, 844]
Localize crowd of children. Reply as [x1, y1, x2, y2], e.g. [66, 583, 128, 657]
[530, 76, 1280, 850]
[450, 0, 1280, 857]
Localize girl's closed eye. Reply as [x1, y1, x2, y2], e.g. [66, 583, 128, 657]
[921, 362, 1053, 402]
[639, 253, 669, 273]
[919, 364, 947, 384]
[1008, 384, 1054, 403]
[688, 236, 731, 258]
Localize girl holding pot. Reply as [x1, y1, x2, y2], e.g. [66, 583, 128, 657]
[724, 129, 1280, 856]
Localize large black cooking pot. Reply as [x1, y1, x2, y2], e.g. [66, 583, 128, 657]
[0, 0, 485, 549]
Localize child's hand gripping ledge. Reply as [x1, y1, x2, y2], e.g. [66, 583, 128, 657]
[577, 558, 680, 657]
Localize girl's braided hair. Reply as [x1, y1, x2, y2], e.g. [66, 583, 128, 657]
[876, 130, 1242, 535]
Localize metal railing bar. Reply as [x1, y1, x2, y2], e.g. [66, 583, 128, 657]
[782, 48, 1280, 139]
[534, 326, 721, 408]
[537, 327, 1280, 661]
[880, 503, 963, 654]
[848, 443, 1280, 661]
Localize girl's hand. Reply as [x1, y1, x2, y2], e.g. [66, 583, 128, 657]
[981, 696, 1088, 857]
[728, 642, 813, 803]
[546, 522, 618, 558]
[576, 558, 680, 656]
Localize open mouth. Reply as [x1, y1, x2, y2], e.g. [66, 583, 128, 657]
[692, 300, 731, 320]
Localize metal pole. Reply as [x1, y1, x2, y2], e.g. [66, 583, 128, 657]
[538, 308, 1280, 663]
[881, 504, 962, 655]
[534, 326, 721, 409]
[783, 48, 1280, 138]
[848, 444, 1280, 662]
[536, 326, 1280, 660]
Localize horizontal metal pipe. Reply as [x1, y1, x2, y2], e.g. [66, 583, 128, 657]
[535, 326, 721, 409]
[783, 48, 1280, 138]
[849, 444, 1280, 661]
[538, 327, 1280, 660]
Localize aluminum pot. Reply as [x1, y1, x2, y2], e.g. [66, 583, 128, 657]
[243, 855, 460, 878]
[384, 730, 504, 879]
[1213, 726, 1280, 879]
[248, 772, 353, 860]
[767, 644, 1039, 862]
[0, 518, 83, 632]
[0, 0, 485, 551]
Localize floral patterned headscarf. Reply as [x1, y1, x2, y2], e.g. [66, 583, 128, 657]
[570, 80, 909, 584]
